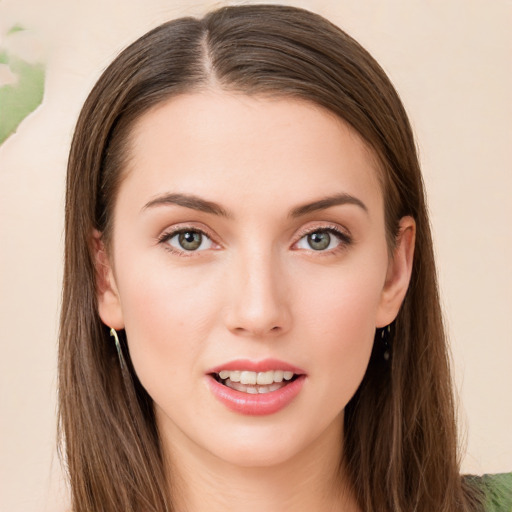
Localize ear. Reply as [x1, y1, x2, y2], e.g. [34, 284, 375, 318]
[91, 230, 125, 330]
[376, 216, 416, 327]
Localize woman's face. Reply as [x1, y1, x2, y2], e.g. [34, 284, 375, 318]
[96, 91, 413, 468]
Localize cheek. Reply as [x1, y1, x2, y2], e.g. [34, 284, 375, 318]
[114, 260, 224, 394]
[293, 261, 385, 400]
[308, 288, 377, 363]
[296, 257, 385, 339]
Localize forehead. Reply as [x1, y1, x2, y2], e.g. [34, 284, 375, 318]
[120, 91, 383, 216]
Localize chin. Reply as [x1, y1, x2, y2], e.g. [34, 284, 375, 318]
[207, 432, 312, 468]
[202, 411, 344, 470]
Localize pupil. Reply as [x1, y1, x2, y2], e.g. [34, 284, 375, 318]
[179, 231, 202, 250]
[308, 231, 330, 250]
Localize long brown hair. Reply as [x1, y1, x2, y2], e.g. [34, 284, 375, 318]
[59, 5, 484, 511]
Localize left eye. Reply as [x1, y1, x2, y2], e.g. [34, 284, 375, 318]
[166, 230, 214, 252]
[295, 229, 345, 251]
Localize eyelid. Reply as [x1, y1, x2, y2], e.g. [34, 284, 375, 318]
[292, 222, 353, 251]
[156, 223, 222, 254]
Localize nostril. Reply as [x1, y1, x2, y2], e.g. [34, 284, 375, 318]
[232, 325, 282, 336]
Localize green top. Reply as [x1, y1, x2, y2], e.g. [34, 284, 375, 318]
[474, 473, 512, 512]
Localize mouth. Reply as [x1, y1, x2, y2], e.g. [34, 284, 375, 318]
[206, 360, 306, 415]
[211, 369, 300, 394]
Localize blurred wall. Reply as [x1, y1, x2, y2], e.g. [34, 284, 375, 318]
[0, 1, 510, 510]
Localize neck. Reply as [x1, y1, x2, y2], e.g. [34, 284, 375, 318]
[161, 415, 360, 512]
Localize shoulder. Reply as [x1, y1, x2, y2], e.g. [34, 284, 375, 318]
[482, 473, 512, 512]
[466, 473, 512, 512]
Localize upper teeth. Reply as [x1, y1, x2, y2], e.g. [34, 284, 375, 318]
[217, 370, 295, 385]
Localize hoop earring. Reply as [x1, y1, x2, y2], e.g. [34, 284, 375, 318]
[110, 327, 127, 369]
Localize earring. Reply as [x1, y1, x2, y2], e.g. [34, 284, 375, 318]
[110, 327, 127, 369]
[379, 324, 393, 361]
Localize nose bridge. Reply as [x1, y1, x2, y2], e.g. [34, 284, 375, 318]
[224, 241, 291, 337]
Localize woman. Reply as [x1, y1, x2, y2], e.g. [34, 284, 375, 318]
[58, 4, 511, 511]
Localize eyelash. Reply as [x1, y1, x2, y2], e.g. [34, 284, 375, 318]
[156, 224, 352, 256]
[157, 226, 218, 256]
[293, 225, 352, 254]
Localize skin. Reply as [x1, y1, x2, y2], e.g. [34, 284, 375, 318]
[94, 91, 415, 511]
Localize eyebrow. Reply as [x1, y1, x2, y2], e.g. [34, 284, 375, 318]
[142, 191, 367, 218]
[290, 193, 368, 218]
[142, 193, 231, 218]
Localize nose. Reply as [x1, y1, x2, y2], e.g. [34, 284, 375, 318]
[223, 247, 292, 338]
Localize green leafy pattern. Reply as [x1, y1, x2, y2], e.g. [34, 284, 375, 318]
[0, 26, 45, 145]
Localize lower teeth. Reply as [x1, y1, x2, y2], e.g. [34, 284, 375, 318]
[223, 379, 287, 394]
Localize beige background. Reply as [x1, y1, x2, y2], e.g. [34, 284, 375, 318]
[0, 0, 510, 510]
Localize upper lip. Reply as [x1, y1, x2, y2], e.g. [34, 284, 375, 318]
[207, 358, 306, 375]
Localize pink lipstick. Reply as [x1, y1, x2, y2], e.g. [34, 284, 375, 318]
[206, 359, 306, 416]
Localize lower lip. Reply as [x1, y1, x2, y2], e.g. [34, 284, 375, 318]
[206, 375, 306, 416]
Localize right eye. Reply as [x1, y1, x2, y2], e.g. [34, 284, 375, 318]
[160, 229, 215, 253]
